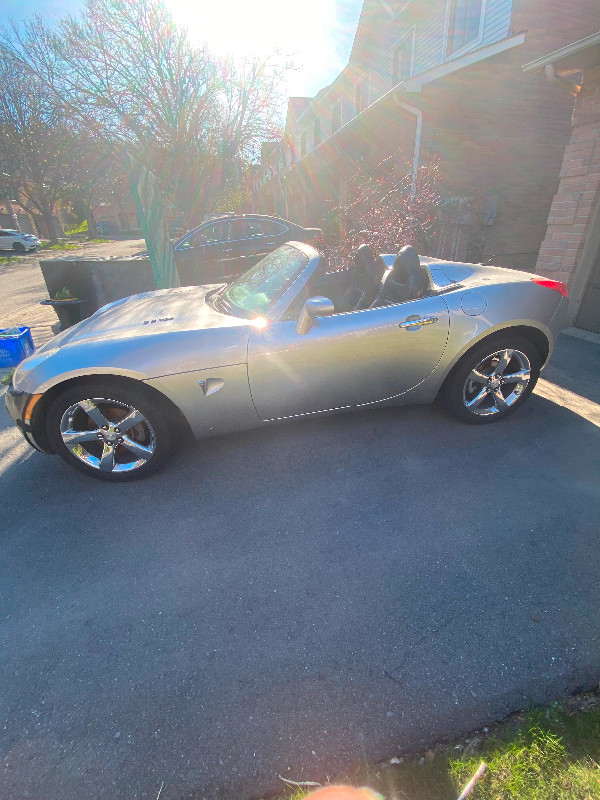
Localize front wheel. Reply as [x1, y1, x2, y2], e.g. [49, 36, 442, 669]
[46, 381, 176, 481]
[440, 336, 541, 424]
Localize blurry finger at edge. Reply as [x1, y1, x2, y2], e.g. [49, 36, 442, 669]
[305, 788, 384, 800]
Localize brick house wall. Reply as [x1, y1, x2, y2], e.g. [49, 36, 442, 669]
[534, 64, 600, 328]
[395, 0, 600, 268]
[535, 68, 600, 284]
[252, 0, 600, 271]
[407, 42, 582, 268]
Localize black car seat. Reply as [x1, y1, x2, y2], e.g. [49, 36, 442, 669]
[341, 244, 387, 311]
[381, 245, 434, 304]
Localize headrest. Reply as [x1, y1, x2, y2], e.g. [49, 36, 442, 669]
[354, 243, 378, 274]
[392, 245, 421, 282]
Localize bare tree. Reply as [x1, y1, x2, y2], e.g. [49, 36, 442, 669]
[60, 131, 127, 237]
[0, 51, 73, 243]
[0, 0, 290, 225]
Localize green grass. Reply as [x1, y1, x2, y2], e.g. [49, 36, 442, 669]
[273, 697, 600, 800]
[0, 255, 18, 265]
[40, 238, 107, 250]
[1, 369, 15, 385]
[451, 702, 600, 799]
[64, 219, 88, 234]
[41, 241, 82, 250]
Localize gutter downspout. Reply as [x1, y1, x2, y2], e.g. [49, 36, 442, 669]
[544, 63, 580, 97]
[393, 94, 423, 199]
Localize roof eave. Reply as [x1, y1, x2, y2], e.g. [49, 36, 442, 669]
[523, 30, 600, 75]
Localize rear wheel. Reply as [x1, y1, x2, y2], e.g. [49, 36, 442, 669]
[46, 381, 176, 481]
[440, 336, 541, 424]
[13, 241, 26, 253]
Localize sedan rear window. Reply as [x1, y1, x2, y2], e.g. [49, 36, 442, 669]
[241, 220, 287, 239]
[261, 220, 288, 236]
[179, 220, 233, 249]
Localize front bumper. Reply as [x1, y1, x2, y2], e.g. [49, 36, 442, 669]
[4, 387, 52, 454]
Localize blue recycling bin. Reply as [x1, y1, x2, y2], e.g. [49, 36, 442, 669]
[0, 326, 35, 368]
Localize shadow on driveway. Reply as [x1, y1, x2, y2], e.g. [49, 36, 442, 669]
[543, 332, 600, 405]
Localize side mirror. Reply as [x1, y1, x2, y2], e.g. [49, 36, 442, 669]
[296, 296, 335, 335]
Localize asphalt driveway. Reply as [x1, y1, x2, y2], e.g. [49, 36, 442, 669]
[1, 331, 599, 800]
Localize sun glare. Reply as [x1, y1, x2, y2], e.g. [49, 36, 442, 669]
[167, 0, 353, 97]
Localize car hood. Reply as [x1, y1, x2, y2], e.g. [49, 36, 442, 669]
[40, 284, 243, 350]
[14, 284, 254, 393]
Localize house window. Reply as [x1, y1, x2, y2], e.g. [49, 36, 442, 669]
[355, 75, 370, 115]
[300, 131, 307, 158]
[392, 29, 415, 85]
[331, 100, 342, 134]
[446, 0, 483, 56]
[313, 117, 321, 148]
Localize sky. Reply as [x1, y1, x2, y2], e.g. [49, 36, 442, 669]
[3, 0, 364, 98]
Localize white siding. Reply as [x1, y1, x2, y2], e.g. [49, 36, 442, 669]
[320, 111, 332, 142]
[370, 69, 389, 104]
[277, 0, 513, 165]
[413, 4, 448, 74]
[409, 0, 513, 78]
[342, 97, 355, 123]
[482, 0, 512, 45]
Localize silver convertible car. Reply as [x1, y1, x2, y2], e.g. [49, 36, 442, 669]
[6, 242, 568, 481]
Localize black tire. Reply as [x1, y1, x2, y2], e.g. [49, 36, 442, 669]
[46, 380, 176, 481]
[440, 335, 541, 424]
[13, 241, 26, 253]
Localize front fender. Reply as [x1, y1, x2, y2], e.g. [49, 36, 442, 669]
[145, 363, 259, 439]
[13, 350, 152, 396]
[13, 325, 251, 396]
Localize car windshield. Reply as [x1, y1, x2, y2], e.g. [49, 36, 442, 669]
[221, 245, 309, 317]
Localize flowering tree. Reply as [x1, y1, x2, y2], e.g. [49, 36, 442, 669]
[334, 152, 441, 265]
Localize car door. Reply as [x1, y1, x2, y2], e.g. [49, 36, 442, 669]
[0, 231, 14, 250]
[248, 295, 450, 421]
[175, 220, 241, 284]
[218, 219, 249, 280]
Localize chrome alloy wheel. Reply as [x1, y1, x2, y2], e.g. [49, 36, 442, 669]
[462, 348, 531, 417]
[59, 397, 157, 473]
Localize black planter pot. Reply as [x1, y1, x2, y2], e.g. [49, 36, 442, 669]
[40, 298, 87, 330]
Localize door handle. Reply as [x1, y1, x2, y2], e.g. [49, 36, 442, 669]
[399, 316, 438, 329]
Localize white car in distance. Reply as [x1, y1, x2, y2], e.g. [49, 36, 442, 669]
[0, 229, 41, 252]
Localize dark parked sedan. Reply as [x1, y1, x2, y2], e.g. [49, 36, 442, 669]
[173, 214, 321, 285]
